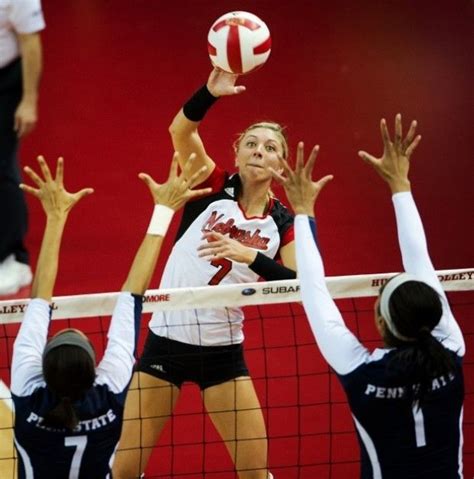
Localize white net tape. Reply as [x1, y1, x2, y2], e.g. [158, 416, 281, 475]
[0, 268, 472, 324]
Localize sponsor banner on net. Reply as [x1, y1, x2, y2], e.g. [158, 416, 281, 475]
[0, 269, 472, 323]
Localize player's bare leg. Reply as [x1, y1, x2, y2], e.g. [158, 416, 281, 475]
[113, 372, 179, 478]
[203, 376, 269, 479]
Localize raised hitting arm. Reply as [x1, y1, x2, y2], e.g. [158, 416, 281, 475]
[169, 68, 246, 181]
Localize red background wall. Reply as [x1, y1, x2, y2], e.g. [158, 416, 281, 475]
[21, 0, 473, 295]
[13, 0, 473, 477]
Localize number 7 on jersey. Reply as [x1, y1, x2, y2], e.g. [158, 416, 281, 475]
[208, 258, 232, 285]
[65, 436, 88, 479]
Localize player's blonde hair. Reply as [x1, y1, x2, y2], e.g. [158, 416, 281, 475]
[233, 121, 289, 160]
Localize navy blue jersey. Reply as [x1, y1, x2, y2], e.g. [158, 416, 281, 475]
[11, 292, 142, 479]
[338, 350, 463, 479]
[295, 192, 465, 479]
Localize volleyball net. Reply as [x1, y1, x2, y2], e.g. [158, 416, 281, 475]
[1, 269, 473, 478]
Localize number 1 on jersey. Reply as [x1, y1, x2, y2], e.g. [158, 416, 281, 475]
[411, 403, 426, 447]
[208, 258, 232, 285]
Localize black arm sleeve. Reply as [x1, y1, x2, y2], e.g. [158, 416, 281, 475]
[249, 252, 297, 281]
[182, 85, 218, 122]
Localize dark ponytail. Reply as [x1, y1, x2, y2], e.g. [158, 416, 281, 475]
[43, 396, 78, 430]
[42, 345, 95, 430]
[384, 281, 457, 402]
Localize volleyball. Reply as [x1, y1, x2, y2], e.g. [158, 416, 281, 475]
[207, 11, 272, 74]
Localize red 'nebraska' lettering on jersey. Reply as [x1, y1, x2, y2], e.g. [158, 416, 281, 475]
[202, 211, 270, 250]
[149, 167, 294, 346]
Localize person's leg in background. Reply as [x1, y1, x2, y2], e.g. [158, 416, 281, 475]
[0, 59, 32, 296]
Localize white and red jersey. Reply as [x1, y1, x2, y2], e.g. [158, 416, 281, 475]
[149, 166, 294, 346]
[0, 0, 45, 68]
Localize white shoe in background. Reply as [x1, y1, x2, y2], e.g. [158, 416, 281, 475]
[0, 255, 33, 296]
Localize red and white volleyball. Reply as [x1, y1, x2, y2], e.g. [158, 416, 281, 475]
[207, 11, 271, 74]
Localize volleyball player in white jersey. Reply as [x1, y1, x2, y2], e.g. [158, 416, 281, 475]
[273, 115, 465, 478]
[11, 153, 210, 479]
[114, 69, 303, 479]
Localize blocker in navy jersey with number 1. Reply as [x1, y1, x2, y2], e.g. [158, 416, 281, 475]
[273, 116, 465, 479]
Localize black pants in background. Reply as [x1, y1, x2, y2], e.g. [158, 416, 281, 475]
[0, 58, 29, 265]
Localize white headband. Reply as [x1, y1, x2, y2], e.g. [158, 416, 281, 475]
[379, 273, 420, 342]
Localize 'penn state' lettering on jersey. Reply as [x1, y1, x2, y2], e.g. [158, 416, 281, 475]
[25, 407, 117, 432]
[364, 372, 456, 399]
[149, 167, 294, 346]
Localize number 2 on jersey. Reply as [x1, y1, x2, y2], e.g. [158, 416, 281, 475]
[208, 258, 232, 285]
[65, 436, 88, 479]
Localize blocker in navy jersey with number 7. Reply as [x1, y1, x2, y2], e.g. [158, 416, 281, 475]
[10, 153, 209, 479]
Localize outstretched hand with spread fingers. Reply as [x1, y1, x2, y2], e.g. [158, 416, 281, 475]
[358, 113, 421, 193]
[20, 156, 94, 219]
[270, 142, 333, 216]
[139, 152, 212, 211]
[206, 67, 246, 97]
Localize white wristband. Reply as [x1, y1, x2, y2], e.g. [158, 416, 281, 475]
[147, 204, 175, 236]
